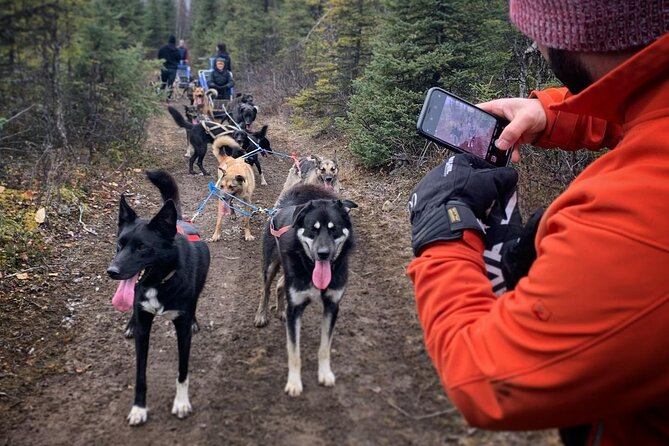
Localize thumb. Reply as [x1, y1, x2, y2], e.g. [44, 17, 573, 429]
[494, 117, 532, 151]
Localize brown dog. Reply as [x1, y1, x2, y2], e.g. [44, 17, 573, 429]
[280, 155, 340, 199]
[211, 136, 256, 242]
[191, 86, 217, 119]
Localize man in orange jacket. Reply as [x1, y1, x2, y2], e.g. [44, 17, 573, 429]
[407, 1, 669, 445]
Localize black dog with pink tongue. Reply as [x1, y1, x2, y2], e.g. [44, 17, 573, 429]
[255, 184, 357, 397]
[107, 170, 210, 426]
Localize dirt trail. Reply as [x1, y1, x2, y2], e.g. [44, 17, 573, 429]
[1, 108, 556, 445]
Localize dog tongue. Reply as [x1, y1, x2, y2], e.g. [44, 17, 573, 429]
[196, 97, 202, 105]
[312, 260, 332, 290]
[324, 182, 333, 190]
[220, 202, 232, 216]
[112, 273, 138, 312]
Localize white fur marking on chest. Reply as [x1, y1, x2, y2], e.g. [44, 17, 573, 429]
[289, 286, 320, 306]
[140, 288, 181, 320]
[324, 288, 345, 304]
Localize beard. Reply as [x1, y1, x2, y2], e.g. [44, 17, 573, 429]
[547, 48, 594, 94]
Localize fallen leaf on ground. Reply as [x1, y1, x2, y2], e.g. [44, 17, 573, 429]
[132, 168, 142, 173]
[0, 185, 5, 193]
[35, 207, 46, 224]
[16, 273, 29, 280]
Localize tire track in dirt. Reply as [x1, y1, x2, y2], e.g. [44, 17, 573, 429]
[2, 109, 556, 445]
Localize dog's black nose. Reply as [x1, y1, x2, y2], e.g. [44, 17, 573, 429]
[107, 265, 121, 279]
[317, 248, 330, 260]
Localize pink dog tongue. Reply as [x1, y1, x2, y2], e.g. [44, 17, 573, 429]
[112, 273, 138, 312]
[324, 182, 333, 190]
[220, 202, 232, 216]
[312, 260, 332, 290]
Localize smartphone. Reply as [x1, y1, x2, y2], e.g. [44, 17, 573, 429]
[416, 87, 512, 167]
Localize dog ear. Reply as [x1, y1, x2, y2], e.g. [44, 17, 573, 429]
[118, 195, 137, 228]
[338, 199, 358, 213]
[235, 175, 246, 184]
[254, 125, 268, 139]
[292, 202, 314, 227]
[148, 199, 177, 240]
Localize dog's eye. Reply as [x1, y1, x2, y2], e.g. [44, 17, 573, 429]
[320, 168, 326, 173]
[135, 241, 145, 251]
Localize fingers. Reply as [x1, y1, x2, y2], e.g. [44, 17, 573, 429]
[478, 98, 547, 152]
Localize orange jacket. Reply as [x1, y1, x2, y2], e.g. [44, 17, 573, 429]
[408, 32, 669, 445]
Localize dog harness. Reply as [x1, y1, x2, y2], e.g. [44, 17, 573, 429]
[200, 121, 236, 139]
[177, 220, 201, 241]
[269, 208, 291, 238]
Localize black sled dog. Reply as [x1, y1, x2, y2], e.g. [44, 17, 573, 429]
[168, 105, 239, 176]
[254, 184, 357, 396]
[107, 170, 210, 425]
[232, 126, 271, 186]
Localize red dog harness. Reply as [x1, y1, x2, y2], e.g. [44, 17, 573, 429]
[177, 220, 201, 241]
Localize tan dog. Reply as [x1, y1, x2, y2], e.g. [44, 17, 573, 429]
[191, 86, 217, 118]
[280, 156, 340, 199]
[211, 136, 256, 241]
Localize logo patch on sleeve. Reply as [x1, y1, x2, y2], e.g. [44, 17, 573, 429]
[447, 206, 461, 224]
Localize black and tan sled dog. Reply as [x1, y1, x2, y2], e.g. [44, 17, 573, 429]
[107, 170, 210, 425]
[254, 184, 357, 396]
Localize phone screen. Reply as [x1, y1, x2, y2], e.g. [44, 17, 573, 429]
[418, 88, 511, 166]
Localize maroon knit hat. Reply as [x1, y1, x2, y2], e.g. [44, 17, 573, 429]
[509, 0, 669, 51]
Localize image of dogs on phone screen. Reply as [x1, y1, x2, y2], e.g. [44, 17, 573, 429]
[255, 184, 357, 396]
[107, 170, 210, 425]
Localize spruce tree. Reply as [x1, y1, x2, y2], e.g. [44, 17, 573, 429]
[342, 0, 511, 167]
[288, 0, 380, 134]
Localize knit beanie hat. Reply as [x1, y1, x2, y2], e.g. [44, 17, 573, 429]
[509, 0, 669, 52]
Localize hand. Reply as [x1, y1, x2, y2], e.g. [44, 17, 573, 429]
[409, 154, 518, 256]
[477, 98, 547, 162]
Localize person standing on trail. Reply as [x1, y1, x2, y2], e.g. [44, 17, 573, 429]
[158, 35, 181, 99]
[215, 43, 232, 72]
[210, 58, 234, 100]
[178, 39, 189, 65]
[407, 1, 669, 445]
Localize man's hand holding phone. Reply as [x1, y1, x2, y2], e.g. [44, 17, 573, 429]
[477, 98, 548, 163]
[417, 88, 517, 167]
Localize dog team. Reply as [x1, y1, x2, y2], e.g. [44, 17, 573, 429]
[107, 94, 355, 426]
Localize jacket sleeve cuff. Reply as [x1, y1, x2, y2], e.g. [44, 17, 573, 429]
[529, 88, 578, 150]
[419, 230, 485, 256]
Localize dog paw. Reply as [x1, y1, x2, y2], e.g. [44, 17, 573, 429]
[244, 234, 255, 241]
[318, 370, 336, 387]
[127, 405, 148, 426]
[124, 327, 134, 339]
[254, 312, 269, 328]
[210, 233, 221, 242]
[261, 179, 268, 186]
[274, 310, 286, 323]
[171, 398, 192, 419]
[284, 379, 303, 397]
[191, 320, 200, 334]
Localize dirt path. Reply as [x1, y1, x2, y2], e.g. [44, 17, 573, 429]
[1, 109, 556, 445]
